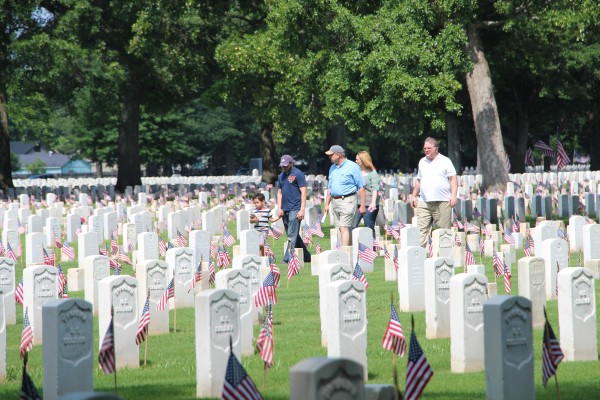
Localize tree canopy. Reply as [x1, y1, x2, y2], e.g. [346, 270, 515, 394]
[1, 0, 598, 191]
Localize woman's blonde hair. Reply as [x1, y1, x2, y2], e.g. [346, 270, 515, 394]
[357, 151, 376, 171]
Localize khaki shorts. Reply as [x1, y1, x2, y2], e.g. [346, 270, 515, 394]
[331, 194, 358, 228]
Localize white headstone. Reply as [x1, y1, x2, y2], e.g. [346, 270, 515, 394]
[0, 258, 16, 324]
[239, 229, 259, 256]
[166, 247, 194, 308]
[26, 232, 45, 266]
[432, 229, 454, 258]
[78, 232, 99, 269]
[97, 276, 139, 369]
[319, 262, 352, 346]
[42, 299, 94, 400]
[352, 227, 374, 273]
[484, 296, 535, 400]
[398, 246, 426, 312]
[424, 257, 454, 339]
[136, 260, 170, 334]
[83, 255, 110, 314]
[517, 257, 546, 328]
[189, 230, 211, 269]
[232, 254, 262, 323]
[137, 232, 159, 264]
[449, 273, 487, 372]
[215, 269, 253, 356]
[541, 238, 568, 300]
[326, 280, 367, 379]
[24, 265, 59, 344]
[582, 224, 600, 263]
[400, 226, 420, 249]
[195, 289, 240, 398]
[557, 267, 597, 361]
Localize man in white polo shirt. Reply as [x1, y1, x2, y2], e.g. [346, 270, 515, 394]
[410, 137, 457, 248]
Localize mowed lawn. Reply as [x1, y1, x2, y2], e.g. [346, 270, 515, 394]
[1, 225, 599, 399]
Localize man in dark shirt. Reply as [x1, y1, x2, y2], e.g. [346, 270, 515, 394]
[277, 154, 311, 262]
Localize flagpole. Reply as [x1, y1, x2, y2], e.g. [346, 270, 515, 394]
[111, 306, 118, 395]
[390, 292, 400, 400]
[263, 362, 267, 390]
[144, 289, 149, 367]
[173, 291, 177, 333]
[543, 307, 560, 400]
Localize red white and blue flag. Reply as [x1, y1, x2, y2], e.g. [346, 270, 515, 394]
[358, 242, 377, 264]
[382, 303, 406, 356]
[136, 294, 151, 345]
[352, 263, 369, 289]
[99, 317, 116, 374]
[157, 278, 175, 311]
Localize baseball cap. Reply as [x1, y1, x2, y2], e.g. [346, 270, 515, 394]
[279, 154, 294, 167]
[325, 145, 344, 155]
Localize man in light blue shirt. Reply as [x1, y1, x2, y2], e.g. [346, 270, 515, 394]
[324, 145, 366, 246]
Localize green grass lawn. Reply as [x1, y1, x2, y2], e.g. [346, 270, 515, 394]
[1, 227, 599, 399]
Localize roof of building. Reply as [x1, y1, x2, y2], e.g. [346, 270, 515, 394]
[19, 153, 71, 168]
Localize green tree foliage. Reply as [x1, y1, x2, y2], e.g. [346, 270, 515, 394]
[25, 158, 46, 175]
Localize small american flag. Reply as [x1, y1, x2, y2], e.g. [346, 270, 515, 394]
[256, 304, 274, 368]
[504, 225, 514, 244]
[208, 261, 216, 285]
[57, 265, 68, 298]
[61, 240, 76, 261]
[381, 303, 406, 356]
[157, 278, 175, 311]
[393, 246, 399, 270]
[503, 263, 512, 294]
[315, 240, 322, 255]
[287, 251, 300, 281]
[118, 253, 132, 265]
[493, 252, 504, 277]
[523, 235, 532, 257]
[405, 330, 433, 400]
[159, 239, 167, 256]
[7, 243, 18, 261]
[263, 241, 275, 261]
[15, 278, 24, 305]
[43, 247, 55, 266]
[20, 309, 34, 358]
[465, 243, 475, 266]
[217, 246, 231, 269]
[534, 139, 555, 157]
[335, 238, 341, 250]
[191, 262, 202, 289]
[177, 230, 188, 247]
[454, 234, 462, 246]
[542, 309, 564, 387]
[358, 242, 377, 264]
[254, 271, 277, 307]
[99, 245, 108, 256]
[136, 295, 151, 345]
[210, 243, 216, 259]
[352, 263, 368, 288]
[54, 236, 62, 248]
[98, 317, 116, 374]
[556, 136, 571, 170]
[453, 209, 464, 229]
[111, 237, 119, 255]
[223, 226, 236, 247]
[222, 349, 263, 400]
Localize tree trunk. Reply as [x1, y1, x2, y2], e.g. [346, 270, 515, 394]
[446, 113, 462, 173]
[512, 106, 529, 173]
[95, 161, 103, 178]
[0, 34, 14, 192]
[589, 103, 600, 172]
[261, 123, 277, 184]
[465, 24, 508, 193]
[116, 80, 142, 192]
